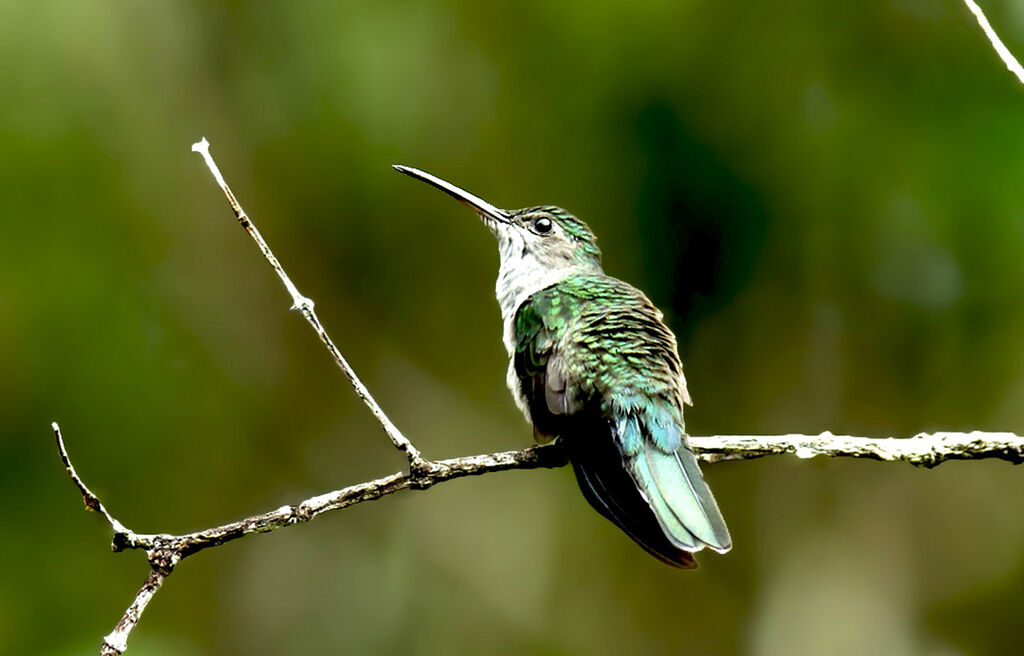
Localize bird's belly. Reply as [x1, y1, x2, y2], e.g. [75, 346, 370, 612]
[505, 357, 533, 421]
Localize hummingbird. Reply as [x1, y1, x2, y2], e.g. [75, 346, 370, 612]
[394, 166, 731, 568]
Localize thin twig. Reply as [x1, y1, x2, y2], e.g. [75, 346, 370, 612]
[56, 422, 179, 655]
[963, 0, 1024, 85]
[54, 422, 128, 535]
[190, 138, 427, 471]
[100, 569, 170, 656]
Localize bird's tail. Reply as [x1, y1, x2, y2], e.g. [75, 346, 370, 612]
[563, 413, 730, 568]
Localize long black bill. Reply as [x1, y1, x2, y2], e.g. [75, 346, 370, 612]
[392, 165, 511, 224]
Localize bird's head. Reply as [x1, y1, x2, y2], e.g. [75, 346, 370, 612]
[394, 166, 603, 276]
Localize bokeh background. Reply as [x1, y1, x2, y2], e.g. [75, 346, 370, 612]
[3, 1, 1024, 654]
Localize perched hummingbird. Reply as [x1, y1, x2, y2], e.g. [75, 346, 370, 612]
[394, 166, 731, 568]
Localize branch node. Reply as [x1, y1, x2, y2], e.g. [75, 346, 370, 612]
[290, 295, 315, 313]
[146, 548, 180, 576]
[111, 531, 132, 553]
[409, 458, 442, 489]
[292, 503, 314, 522]
[913, 433, 941, 469]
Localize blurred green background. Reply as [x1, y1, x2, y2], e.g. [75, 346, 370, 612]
[3, 1, 1024, 654]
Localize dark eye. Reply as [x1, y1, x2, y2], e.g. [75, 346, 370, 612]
[533, 217, 552, 234]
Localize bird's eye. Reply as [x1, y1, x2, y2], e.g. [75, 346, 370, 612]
[533, 217, 553, 234]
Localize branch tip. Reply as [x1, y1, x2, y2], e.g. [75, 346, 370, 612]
[53, 422, 131, 536]
[192, 139, 428, 465]
[53, 422, 101, 512]
[190, 137, 210, 154]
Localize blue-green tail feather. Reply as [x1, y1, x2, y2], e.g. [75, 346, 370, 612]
[613, 403, 732, 555]
[641, 442, 731, 552]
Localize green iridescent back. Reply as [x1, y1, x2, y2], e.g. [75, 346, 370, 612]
[513, 273, 687, 449]
[512, 271, 730, 561]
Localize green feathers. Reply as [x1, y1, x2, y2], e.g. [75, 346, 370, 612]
[513, 274, 731, 562]
[391, 164, 732, 565]
[514, 273, 687, 421]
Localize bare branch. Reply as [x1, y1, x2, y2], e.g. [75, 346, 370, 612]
[58, 427, 1024, 652]
[190, 138, 426, 471]
[690, 431, 1024, 467]
[963, 0, 1024, 85]
[77, 440, 567, 559]
[61, 428, 1024, 565]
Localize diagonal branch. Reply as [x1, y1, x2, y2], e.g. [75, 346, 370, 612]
[190, 138, 426, 471]
[962, 0, 1024, 85]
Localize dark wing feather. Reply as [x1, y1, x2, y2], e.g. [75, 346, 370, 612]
[564, 415, 699, 569]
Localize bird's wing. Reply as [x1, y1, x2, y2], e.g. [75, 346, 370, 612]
[513, 276, 730, 561]
[513, 285, 581, 422]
